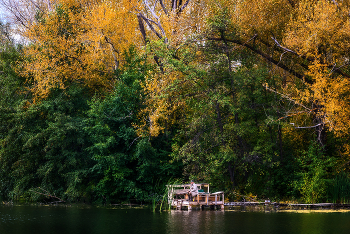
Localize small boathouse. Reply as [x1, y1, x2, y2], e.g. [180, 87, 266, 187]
[166, 183, 224, 210]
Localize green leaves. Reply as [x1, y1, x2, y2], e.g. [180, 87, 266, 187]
[295, 142, 334, 203]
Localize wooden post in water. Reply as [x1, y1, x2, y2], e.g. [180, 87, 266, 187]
[221, 193, 225, 210]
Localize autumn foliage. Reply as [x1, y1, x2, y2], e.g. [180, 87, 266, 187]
[2, 0, 350, 203]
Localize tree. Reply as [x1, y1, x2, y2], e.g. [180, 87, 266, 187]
[84, 49, 182, 202]
[1, 0, 211, 100]
[206, 0, 350, 146]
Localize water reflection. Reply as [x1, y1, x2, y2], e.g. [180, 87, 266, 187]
[167, 209, 350, 234]
[1, 205, 350, 234]
[167, 210, 225, 234]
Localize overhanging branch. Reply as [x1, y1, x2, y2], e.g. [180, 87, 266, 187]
[208, 37, 305, 80]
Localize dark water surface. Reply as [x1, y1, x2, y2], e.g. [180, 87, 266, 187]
[1, 205, 350, 234]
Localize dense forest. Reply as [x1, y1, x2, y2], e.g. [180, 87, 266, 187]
[1, 0, 350, 204]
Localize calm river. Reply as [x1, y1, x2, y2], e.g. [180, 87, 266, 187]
[1, 205, 350, 234]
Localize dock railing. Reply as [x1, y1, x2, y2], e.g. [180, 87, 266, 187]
[166, 183, 210, 203]
[166, 183, 224, 210]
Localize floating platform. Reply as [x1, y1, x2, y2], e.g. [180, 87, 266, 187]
[167, 183, 224, 210]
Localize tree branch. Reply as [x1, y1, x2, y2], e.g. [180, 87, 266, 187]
[263, 84, 311, 111]
[179, 0, 190, 13]
[271, 37, 350, 78]
[172, 0, 177, 11]
[138, 13, 163, 40]
[137, 14, 147, 43]
[144, 0, 159, 21]
[208, 37, 305, 80]
[104, 36, 119, 70]
[291, 122, 324, 129]
[30, 187, 65, 203]
[28, 0, 45, 13]
[271, 36, 299, 56]
[286, 0, 295, 8]
[159, 0, 169, 15]
[331, 0, 339, 7]
[153, 0, 159, 11]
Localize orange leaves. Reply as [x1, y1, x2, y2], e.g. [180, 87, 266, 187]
[235, 0, 293, 39]
[306, 58, 350, 136]
[21, 0, 141, 100]
[139, 67, 188, 137]
[82, 0, 140, 57]
[281, 0, 350, 136]
[162, 0, 209, 46]
[21, 0, 212, 101]
[229, 0, 350, 137]
[17, 0, 215, 138]
[283, 0, 350, 60]
[17, 0, 350, 139]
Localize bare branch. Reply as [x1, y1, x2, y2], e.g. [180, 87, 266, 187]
[331, 0, 339, 7]
[271, 36, 299, 56]
[208, 37, 305, 80]
[153, 0, 158, 11]
[27, 0, 45, 13]
[277, 110, 314, 121]
[137, 14, 147, 43]
[104, 36, 119, 70]
[144, 0, 159, 21]
[128, 136, 140, 149]
[159, 0, 168, 15]
[286, 0, 295, 8]
[179, 0, 190, 13]
[0, 0, 55, 34]
[292, 122, 324, 129]
[138, 13, 163, 39]
[330, 62, 350, 75]
[138, 12, 168, 42]
[30, 187, 65, 202]
[271, 36, 350, 78]
[263, 84, 311, 111]
[172, 0, 177, 11]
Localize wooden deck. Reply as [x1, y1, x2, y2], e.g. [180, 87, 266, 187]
[167, 183, 224, 210]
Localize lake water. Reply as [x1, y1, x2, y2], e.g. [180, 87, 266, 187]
[1, 205, 350, 234]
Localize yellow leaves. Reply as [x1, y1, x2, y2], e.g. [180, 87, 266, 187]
[281, 1, 350, 137]
[302, 57, 350, 137]
[232, 0, 350, 138]
[146, 0, 209, 47]
[139, 70, 187, 137]
[235, 0, 292, 39]
[83, 0, 140, 51]
[21, 0, 141, 100]
[21, 0, 213, 101]
[79, 0, 141, 75]
[284, 0, 350, 60]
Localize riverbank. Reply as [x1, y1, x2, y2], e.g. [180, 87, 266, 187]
[225, 201, 350, 213]
[4, 200, 350, 213]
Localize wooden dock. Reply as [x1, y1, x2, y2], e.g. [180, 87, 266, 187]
[224, 201, 350, 211]
[167, 184, 350, 211]
[167, 183, 224, 210]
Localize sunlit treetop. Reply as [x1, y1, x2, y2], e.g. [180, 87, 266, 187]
[20, 0, 141, 99]
[15, 0, 214, 100]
